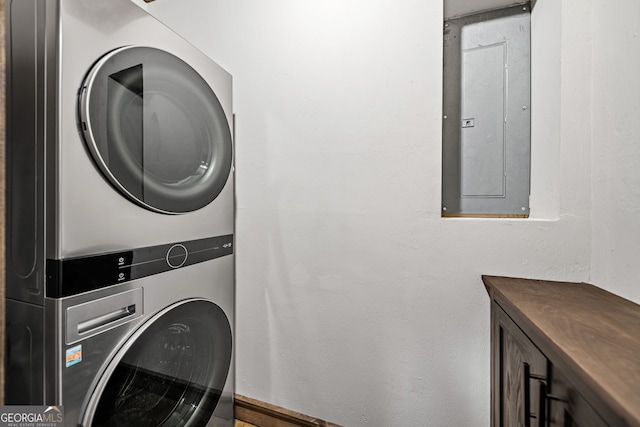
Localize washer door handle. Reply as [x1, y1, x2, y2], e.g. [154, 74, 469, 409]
[66, 288, 143, 344]
[77, 305, 137, 335]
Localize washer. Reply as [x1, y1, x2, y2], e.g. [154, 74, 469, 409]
[5, 0, 235, 425]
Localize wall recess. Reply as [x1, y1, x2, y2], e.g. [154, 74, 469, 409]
[442, 4, 531, 217]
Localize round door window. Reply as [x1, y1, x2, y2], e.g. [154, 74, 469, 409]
[86, 300, 232, 427]
[78, 46, 232, 214]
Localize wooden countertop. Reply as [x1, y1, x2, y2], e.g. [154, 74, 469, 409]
[482, 275, 640, 427]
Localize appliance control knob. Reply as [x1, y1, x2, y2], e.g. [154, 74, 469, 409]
[166, 244, 188, 268]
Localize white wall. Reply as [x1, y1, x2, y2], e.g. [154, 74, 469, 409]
[590, 0, 640, 303]
[130, 1, 598, 425]
[530, 0, 562, 219]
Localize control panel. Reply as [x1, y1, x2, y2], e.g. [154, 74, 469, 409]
[46, 235, 233, 298]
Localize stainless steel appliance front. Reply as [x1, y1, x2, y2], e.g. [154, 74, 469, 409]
[5, 0, 235, 425]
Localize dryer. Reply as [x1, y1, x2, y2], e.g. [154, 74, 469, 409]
[5, 0, 235, 425]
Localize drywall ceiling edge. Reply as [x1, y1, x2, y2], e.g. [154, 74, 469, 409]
[444, 0, 532, 19]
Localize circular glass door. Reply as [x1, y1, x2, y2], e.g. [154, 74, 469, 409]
[85, 300, 232, 427]
[78, 46, 232, 214]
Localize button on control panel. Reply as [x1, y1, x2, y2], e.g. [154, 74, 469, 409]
[166, 244, 188, 268]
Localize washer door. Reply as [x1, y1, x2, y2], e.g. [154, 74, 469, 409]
[79, 46, 232, 214]
[83, 300, 232, 427]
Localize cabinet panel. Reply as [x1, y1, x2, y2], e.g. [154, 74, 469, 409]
[493, 303, 547, 427]
[460, 42, 506, 197]
[548, 368, 609, 427]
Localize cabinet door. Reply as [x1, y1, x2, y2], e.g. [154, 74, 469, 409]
[492, 303, 547, 427]
[547, 367, 609, 427]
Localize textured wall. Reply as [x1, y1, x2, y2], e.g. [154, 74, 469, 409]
[590, 0, 640, 303]
[130, 1, 594, 425]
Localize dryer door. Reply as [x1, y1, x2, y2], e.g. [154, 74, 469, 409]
[79, 46, 232, 214]
[83, 299, 232, 427]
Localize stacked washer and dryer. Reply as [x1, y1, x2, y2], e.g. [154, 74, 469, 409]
[5, 0, 235, 425]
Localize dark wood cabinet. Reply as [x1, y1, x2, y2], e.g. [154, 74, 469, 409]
[547, 367, 608, 427]
[484, 276, 640, 427]
[493, 304, 547, 426]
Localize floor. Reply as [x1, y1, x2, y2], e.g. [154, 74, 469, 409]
[235, 421, 258, 427]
